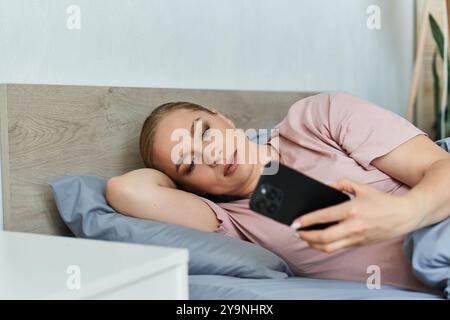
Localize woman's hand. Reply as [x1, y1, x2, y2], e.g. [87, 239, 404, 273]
[291, 179, 424, 253]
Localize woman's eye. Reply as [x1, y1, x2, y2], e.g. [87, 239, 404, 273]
[187, 160, 195, 173]
[202, 127, 210, 139]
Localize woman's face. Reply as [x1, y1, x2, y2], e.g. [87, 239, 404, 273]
[151, 108, 263, 196]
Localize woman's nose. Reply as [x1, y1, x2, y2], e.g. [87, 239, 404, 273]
[204, 149, 223, 167]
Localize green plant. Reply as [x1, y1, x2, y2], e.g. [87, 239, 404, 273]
[429, 14, 450, 139]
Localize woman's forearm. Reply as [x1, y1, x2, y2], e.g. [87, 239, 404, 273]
[116, 168, 177, 189]
[106, 168, 220, 231]
[401, 158, 450, 230]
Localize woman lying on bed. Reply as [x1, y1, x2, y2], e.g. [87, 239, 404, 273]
[106, 92, 450, 294]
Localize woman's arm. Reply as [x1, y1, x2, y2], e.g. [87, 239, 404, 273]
[106, 168, 220, 232]
[292, 135, 450, 253]
[371, 135, 450, 228]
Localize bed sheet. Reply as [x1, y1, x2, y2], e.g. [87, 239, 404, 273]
[189, 275, 444, 300]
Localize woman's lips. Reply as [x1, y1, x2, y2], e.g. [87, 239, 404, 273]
[224, 150, 238, 177]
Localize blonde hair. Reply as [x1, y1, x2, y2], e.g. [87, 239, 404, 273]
[139, 101, 216, 169]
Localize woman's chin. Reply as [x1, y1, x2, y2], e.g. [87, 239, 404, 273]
[238, 163, 259, 184]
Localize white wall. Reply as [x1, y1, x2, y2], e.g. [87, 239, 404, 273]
[0, 0, 415, 228]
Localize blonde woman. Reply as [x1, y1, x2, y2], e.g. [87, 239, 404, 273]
[106, 92, 450, 294]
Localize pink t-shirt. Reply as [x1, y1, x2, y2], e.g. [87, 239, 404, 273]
[199, 92, 433, 293]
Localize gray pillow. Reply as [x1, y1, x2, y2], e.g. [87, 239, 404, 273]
[435, 137, 450, 152]
[48, 175, 293, 279]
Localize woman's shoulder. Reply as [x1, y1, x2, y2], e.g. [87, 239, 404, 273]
[289, 91, 357, 109]
[278, 91, 374, 132]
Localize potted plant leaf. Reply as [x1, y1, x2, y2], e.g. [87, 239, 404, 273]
[429, 13, 450, 139]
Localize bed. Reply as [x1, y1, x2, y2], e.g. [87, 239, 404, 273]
[0, 84, 444, 300]
[189, 275, 441, 299]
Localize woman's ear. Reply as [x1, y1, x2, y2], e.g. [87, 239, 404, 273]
[215, 111, 236, 128]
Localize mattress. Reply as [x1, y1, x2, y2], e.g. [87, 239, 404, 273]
[189, 275, 444, 300]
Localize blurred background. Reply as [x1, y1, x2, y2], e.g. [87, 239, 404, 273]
[1, 0, 450, 227]
[0, 0, 415, 115]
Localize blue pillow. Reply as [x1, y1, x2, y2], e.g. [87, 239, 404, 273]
[402, 138, 450, 299]
[48, 175, 293, 279]
[435, 137, 450, 152]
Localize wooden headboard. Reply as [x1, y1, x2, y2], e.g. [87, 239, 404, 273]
[0, 84, 315, 236]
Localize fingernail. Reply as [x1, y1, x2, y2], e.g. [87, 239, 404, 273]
[290, 222, 301, 230]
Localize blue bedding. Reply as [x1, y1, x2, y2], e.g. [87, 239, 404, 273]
[51, 134, 450, 300]
[189, 275, 444, 300]
[188, 137, 450, 300]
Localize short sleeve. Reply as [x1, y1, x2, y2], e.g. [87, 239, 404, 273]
[196, 196, 241, 239]
[327, 92, 428, 169]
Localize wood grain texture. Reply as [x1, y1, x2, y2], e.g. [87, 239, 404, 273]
[0, 84, 314, 235]
[0, 85, 10, 231]
[407, 0, 430, 123]
[416, 0, 447, 139]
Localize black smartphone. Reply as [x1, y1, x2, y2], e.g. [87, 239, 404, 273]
[249, 161, 351, 231]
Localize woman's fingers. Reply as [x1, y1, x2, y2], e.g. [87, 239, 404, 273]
[292, 202, 351, 229]
[298, 220, 364, 245]
[307, 234, 364, 253]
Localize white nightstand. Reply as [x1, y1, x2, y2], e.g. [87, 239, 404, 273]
[0, 231, 188, 299]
